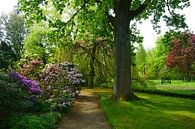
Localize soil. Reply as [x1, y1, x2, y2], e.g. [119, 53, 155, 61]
[57, 91, 112, 129]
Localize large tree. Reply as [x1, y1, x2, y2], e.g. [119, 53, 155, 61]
[19, 0, 190, 100]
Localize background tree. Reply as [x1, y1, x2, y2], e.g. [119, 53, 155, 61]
[22, 24, 55, 64]
[19, 0, 190, 100]
[0, 10, 26, 69]
[166, 33, 195, 81]
[72, 5, 114, 88]
[145, 36, 169, 78]
[136, 43, 146, 76]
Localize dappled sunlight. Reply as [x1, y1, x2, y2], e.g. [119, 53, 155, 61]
[164, 110, 195, 119]
[82, 87, 112, 94]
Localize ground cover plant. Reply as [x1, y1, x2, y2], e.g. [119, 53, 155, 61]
[91, 88, 195, 129]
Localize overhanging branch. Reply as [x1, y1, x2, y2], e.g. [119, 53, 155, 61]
[129, 0, 151, 20]
[66, 0, 89, 25]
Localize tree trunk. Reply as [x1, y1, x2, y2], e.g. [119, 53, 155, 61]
[89, 44, 96, 88]
[186, 72, 191, 82]
[113, 0, 136, 100]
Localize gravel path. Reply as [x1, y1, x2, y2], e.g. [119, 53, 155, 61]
[57, 91, 112, 129]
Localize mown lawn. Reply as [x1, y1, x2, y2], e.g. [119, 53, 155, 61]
[91, 89, 195, 129]
[135, 80, 195, 96]
[153, 80, 195, 87]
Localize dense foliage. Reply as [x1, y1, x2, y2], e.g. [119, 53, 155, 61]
[1, 112, 61, 129]
[166, 33, 195, 81]
[20, 59, 44, 81]
[0, 10, 26, 69]
[22, 26, 55, 64]
[0, 72, 32, 112]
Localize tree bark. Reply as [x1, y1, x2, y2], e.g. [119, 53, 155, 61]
[89, 44, 96, 88]
[113, 0, 135, 100]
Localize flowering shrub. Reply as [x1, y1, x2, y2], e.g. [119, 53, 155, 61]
[9, 71, 42, 95]
[0, 72, 32, 113]
[41, 62, 83, 111]
[20, 59, 44, 81]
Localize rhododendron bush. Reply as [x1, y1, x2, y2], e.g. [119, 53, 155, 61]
[10, 71, 42, 95]
[20, 59, 44, 81]
[41, 61, 83, 111]
[1, 61, 83, 112]
[0, 72, 33, 112]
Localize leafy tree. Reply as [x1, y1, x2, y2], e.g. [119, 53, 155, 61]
[22, 25, 55, 64]
[166, 33, 195, 81]
[72, 5, 114, 88]
[145, 36, 168, 78]
[74, 38, 113, 88]
[19, 0, 190, 100]
[0, 10, 26, 69]
[136, 43, 146, 75]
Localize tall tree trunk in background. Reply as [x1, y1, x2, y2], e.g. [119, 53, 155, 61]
[89, 44, 96, 88]
[113, 0, 135, 100]
[187, 64, 191, 82]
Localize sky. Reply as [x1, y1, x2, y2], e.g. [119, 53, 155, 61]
[0, 0, 195, 50]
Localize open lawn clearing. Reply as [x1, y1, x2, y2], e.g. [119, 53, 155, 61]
[94, 89, 195, 129]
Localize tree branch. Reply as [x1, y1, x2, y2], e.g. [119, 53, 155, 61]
[66, 0, 89, 25]
[166, 0, 174, 17]
[107, 13, 114, 27]
[129, 0, 151, 20]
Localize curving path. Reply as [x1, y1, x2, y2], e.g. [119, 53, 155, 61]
[57, 91, 112, 129]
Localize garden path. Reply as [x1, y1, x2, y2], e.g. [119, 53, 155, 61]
[57, 91, 112, 129]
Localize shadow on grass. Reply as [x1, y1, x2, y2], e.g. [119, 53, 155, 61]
[99, 92, 195, 129]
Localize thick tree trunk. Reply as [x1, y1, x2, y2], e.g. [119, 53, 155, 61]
[113, 0, 136, 100]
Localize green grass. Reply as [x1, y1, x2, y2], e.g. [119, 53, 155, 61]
[135, 80, 195, 96]
[153, 80, 195, 87]
[96, 91, 195, 129]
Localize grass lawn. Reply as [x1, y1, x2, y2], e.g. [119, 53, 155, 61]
[89, 88, 195, 129]
[135, 80, 195, 96]
[153, 80, 195, 87]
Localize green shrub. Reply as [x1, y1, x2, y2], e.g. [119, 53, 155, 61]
[8, 114, 44, 129]
[1, 112, 62, 129]
[40, 112, 62, 129]
[29, 101, 51, 113]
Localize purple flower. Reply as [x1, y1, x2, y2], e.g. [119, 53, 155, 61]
[72, 79, 81, 85]
[9, 71, 42, 95]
